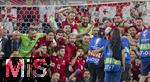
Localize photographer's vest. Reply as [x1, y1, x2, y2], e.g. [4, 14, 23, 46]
[121, 36, 130, 64]
[139, 29, 150, 63]
[104, 44, 122, 72]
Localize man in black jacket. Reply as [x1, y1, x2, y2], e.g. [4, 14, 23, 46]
[0, 27, 8, 82]
[3, 30, 20, 58]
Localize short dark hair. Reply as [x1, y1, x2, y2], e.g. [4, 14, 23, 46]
[135, 17, 143, 21]
[81, 15, 91, 20]
[46, 29, 54, 34]
[84, 69, 90, 73]
[128, 26, 136, 29]
[102, 17, 111, 23]
[55, 46, 65, 52]
[56, 29, 64, 34]
[83, 34, 90, 36]
[114, 14, 122, 18]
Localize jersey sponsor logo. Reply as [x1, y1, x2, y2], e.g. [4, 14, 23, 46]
[140, 50, 150, 57]
[104, 64, 121, 72]
[86, 56, 99, 65]
[140, 44, 150, 50]
[88, 50, 102, 58]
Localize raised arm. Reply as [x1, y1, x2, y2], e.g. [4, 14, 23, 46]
[71, 52, 80, 66]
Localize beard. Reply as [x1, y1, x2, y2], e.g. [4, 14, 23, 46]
[93, 33, 98, 36]
[131, 33, 136, 37]
[84, 77, 90, 81]
[82, 22, 88, 27]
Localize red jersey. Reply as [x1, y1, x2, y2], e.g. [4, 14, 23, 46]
[73, 56, 86, 78]
[135, 25, 148, 33]
[50, 56, 67, 82]
[49, 54, 57, 62]
[131, 60, 141, 72]
[131, 60, 141, 80]
[34, 37, 52, 49]
[65, 43, 77, 62]
[56, 38, 65, 46]
[61, 19, 78, 30]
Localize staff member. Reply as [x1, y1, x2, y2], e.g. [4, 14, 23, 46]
[139, 27, 150, 82]
[104, 28, 125, 82]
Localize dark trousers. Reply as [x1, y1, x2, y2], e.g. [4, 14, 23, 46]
[121, 64, 131, 82]
[97, 67, 105, 82]
[88, 63, 104, 82]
